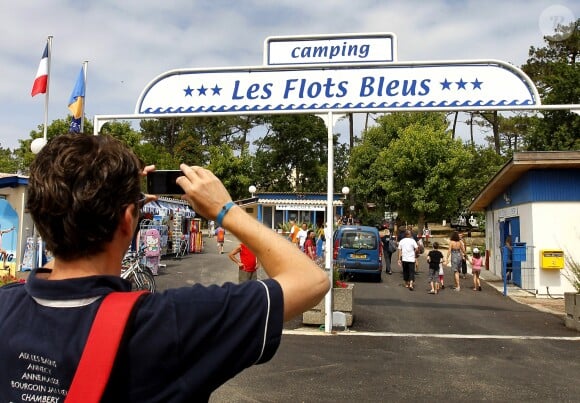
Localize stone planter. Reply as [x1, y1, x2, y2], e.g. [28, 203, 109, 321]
[564, 292, 580, 332]
[302, 284, 354, 327]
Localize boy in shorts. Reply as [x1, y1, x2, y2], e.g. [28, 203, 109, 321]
[427, 242, 444, 294]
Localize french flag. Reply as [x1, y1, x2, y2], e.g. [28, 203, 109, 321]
[31, 44, 49, 97]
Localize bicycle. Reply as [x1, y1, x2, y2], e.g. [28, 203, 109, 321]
[173, 238, 189, 260]
[121, 250, 156, 292]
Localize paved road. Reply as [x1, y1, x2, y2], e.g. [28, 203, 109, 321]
[155, 234, 580, 402]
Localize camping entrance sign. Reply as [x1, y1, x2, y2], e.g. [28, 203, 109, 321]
[135, 32, 539, 114]
[135, 60, 539, 115]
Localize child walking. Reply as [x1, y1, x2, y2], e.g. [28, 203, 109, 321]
[427, 242, 444, 294]
[467, 247, 483, 291]
[215, 226, 226, 254]
[438, 263, 445, 289]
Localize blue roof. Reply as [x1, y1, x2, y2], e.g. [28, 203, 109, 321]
[0, 175, 28, 188]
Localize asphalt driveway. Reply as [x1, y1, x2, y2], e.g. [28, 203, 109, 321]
[155, 235, 580, 402]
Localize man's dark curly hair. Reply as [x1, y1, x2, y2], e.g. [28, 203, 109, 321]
[27, 134, 143, 260]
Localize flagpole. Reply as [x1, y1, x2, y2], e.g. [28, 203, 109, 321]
[80, 60, 88, 133]
[42, 36, 53, 141]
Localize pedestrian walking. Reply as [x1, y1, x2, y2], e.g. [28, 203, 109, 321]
[304, 230, 317, 260]
[316, 223, 326, 258]
[215, 225, 225, 254]
[445, 231, 466, 291]
[460, 232, 468, 279]
[422, 223, 431, 247]
[438, 262, 445, 289]
[398, 230, 418, 291]
[467, 247, 483, 291]
[427, 242, 444, 294]
[380, 227, 396, 275]
[297, 223, 308, 251]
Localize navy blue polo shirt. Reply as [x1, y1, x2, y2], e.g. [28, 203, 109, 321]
[0, 268, 284, 402]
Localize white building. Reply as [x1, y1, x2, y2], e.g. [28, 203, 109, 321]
[469, 151, 580, 297]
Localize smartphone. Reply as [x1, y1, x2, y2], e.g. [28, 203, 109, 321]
[147, 170, 184, 194]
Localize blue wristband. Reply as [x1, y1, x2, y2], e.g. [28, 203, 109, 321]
[216, 201, 235, 227]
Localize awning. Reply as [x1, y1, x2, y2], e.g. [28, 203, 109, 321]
[157, 199, 196, 218]
[142, 202, 160, 215]
[258, 198, 343, 206]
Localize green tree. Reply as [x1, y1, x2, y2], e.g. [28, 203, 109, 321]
[347, 126, 391, 220]
[253, 114, 328, 192]
[348, 112, 450, 222]
[331, 141, 350, 192]
[348, 112, 474, 227]
[140, 116, 263, 167]
[462, 144, 508, 212]
[206, 144, 254, 201]
[521, 18, 580, 150]
[99, 120, 141, 148]
[376, 123, 471, 227]
[0, 147, 18, 174]
[140, 117, 185, 155]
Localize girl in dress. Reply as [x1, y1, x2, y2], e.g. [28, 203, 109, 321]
[467, 247, 483, 291]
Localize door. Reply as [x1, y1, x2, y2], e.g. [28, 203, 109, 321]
[500, 217, 521, 286]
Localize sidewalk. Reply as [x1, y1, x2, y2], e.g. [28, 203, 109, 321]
[421, 240, 567, 319]
[479, 268, 566, 317]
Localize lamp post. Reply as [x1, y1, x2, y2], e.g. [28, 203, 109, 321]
[29, 137, 48, 270]
[249, 185, 256, 198]
[341, 187, 350, 217]
[30, 138, 47, 154]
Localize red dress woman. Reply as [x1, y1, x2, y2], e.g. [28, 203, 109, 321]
[303, 230, 317, 260]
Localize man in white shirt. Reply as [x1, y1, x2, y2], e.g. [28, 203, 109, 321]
[397, 229, 418, 291]
[297, 223, 308, 251]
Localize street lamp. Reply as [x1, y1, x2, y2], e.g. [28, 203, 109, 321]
[31, 137, 47, 154]
[341, 186, 349, 199]
[249, 185, 256, 197]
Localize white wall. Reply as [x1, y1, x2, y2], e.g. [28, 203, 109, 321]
[486, 202, 580, 296]
[531, 202, 580, 295]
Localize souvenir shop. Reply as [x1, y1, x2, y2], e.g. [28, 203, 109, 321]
[137, 197, 200, 272]
[239, 192, 346, 230]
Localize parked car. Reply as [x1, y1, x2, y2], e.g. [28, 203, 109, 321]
[333, 225, 383, 282]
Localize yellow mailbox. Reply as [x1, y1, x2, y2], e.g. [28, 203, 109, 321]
[540, 250, 564, 270]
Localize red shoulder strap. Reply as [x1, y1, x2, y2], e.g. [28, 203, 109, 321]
[65, 291, 149, 403]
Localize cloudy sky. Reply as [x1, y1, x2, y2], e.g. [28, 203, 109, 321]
[0, 0, 577, 150]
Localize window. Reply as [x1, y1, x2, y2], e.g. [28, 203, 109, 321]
[340, 230, 377, 250]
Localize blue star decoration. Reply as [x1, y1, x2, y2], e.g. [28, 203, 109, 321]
[212, 84, 222, 95]
[456, 78, 467, 90]
[440, 79, 452, 90]
[183, 86, 194, 97]
[440, 77, 483, 91]
[471, 78, 483, 89]
[197, 85, 207, 96]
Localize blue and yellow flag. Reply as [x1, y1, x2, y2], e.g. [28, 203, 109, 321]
[68, 66, 85, 133]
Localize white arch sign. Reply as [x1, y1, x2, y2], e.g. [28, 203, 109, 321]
[135, 60, 540, 115]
